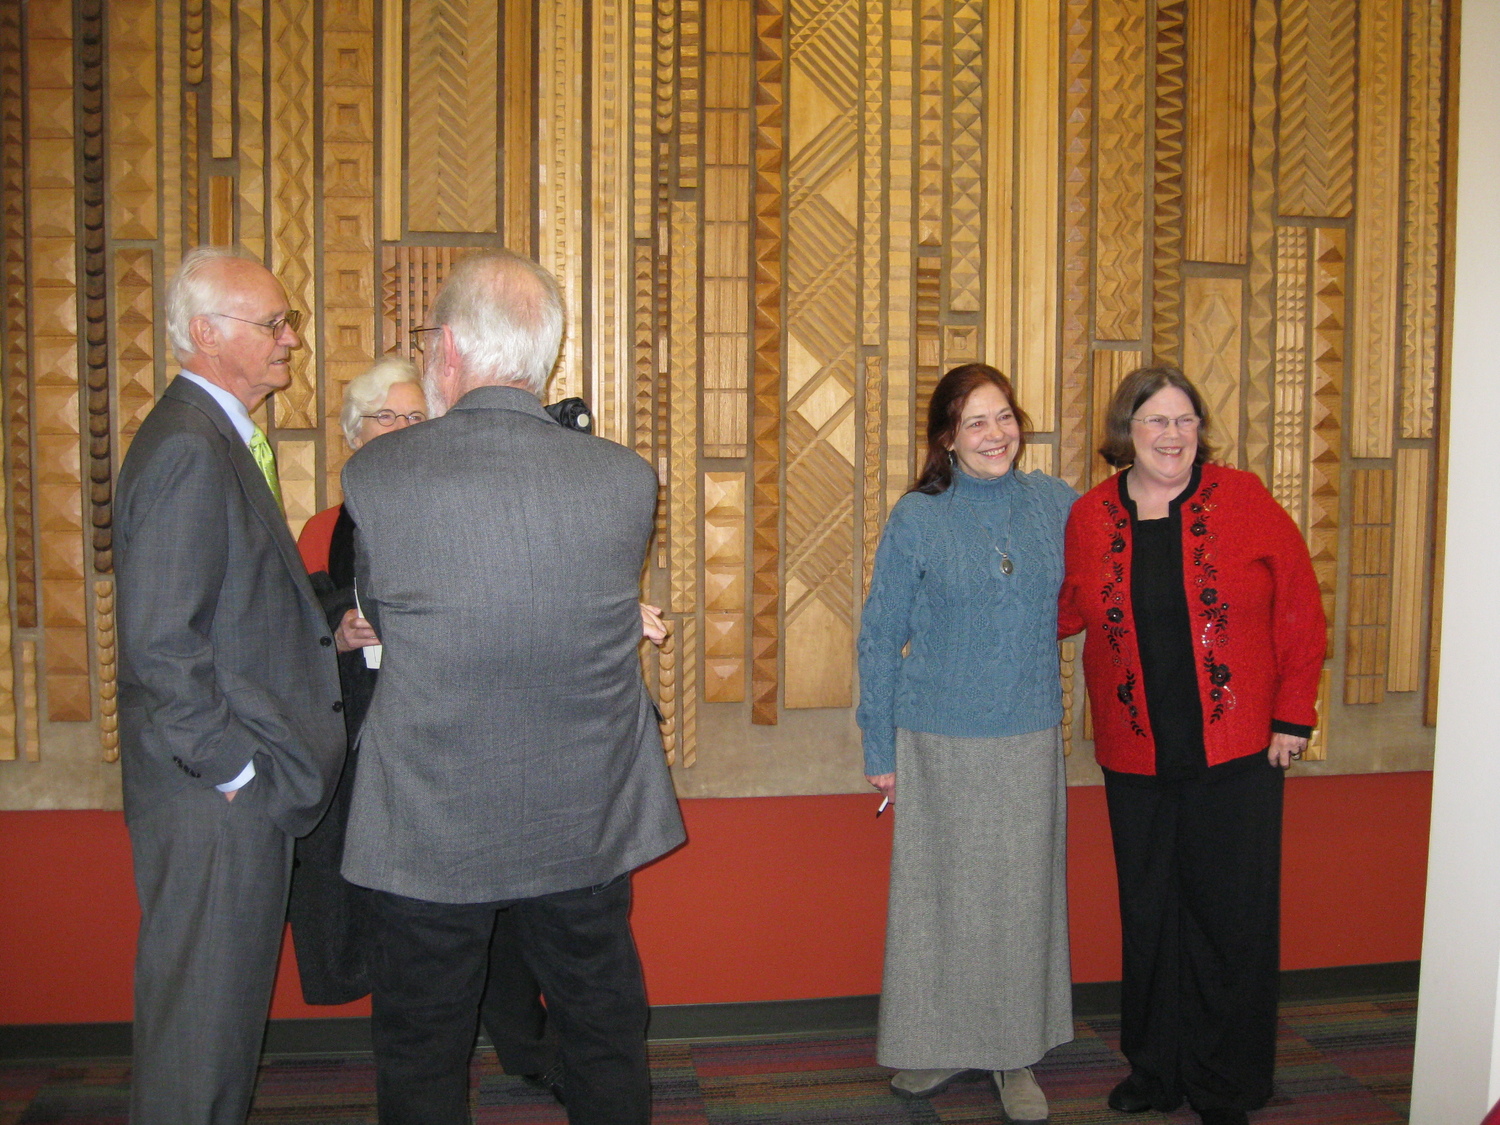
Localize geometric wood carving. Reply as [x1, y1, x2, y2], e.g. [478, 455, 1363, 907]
[1015, 0, 1059, 427]
[106, 0, 157, 241]
[1345, 467, 1393, 705]
[236, 0, 267, 262]
[677, 0, 700, 192]
[1091, 347, 1143, 488]
[22, 639, 38, 760]
[162, 0, 183, 277]
[1277, 0, 1356, 219]
[750, 0, 783, 725]
[658, 626, 676, 761]
[701, 0, 751, 457]
[269, 0, 318, 430]
[1184, 0, 1248, 265]
[1387, 447, 1431, 693]
[861, 354, 881, 598]
[1059, 0, 1094, 492]
[948, 0, 984, 313]
[80, 0, 110, 574]
[1401, 0, 1444, 441]
[703, 471, 746, 702]
[783, 0, 855, 711]
[276, 438, 317, 540]
[1061, 640, 1075, 757]
[915, 259, 941, 417]
[1307, 228, 1345, 650]
[1241, 0, 1279, 486]
[590, 0, 628, 441]
[677, 614, 697, 767]
[916, 2, 942, 250]
[1348, 0, 1402, 460]
[1182, 276, 1243, 469]
[380, 0, 403, 242]
[984, 0, 1013, 379]
[1271, 226, 1309, 527]
[96, 578, 117, 760]
[537, 0, 584, 399]
[380, 246, 457, 359]
[31, 2, 90, 721]
[884, 0, 913, 519]
[1150, 0, 1186, 366]
[632, 0, 655, 240]
[2, 0, 34, 632]
[322, 0, 377, 505]
[1094, 0, 1146, 342]
[669, 199, 699, 614]
[407, 0, 498, 234]
[210, 0, 233, 157]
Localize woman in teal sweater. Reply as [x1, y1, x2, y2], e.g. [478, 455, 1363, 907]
[857, 363, 1077, 1125]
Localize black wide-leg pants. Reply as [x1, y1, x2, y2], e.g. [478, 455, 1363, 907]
[367, 873, 649, 1125]
[1103, 757, 1283, 1113]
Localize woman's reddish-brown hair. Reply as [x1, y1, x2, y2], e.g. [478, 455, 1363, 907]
[910, 363, 1032, 495]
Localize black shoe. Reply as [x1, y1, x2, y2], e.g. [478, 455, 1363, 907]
[522, 1065, 566, 1105]
[1196, 1110, 1248, 1125]
[1107, 1074, 1183, 1114]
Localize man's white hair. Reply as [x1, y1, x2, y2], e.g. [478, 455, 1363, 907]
[429, 250, 564, 397]
[339, 356, 422, 449]
[165, 245, 259, 363]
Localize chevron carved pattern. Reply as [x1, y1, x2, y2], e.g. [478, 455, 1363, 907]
[1308, 228, 1345, 649]
[538, 0, 584, 398]
[861, 355, 881, 596]
[1094, 0, 1145, 342]
[269, 0, 317, 430]
[1242, 0, 1279, 484]
[1059, 0, 1093, 492]
[1277, 0, 1356, 219]
[1272, 226, 1310, 527]
[1150, 0, 1186, 365]
[1184, 0, 1248, 265]
[1349, 0, 1402, 460]
[948, 0, 984, 312]
[322, 0, 377, 505]
[591, 0, 629, 441]
[1401, 0, 1444, 440]
[750, 0, 783, 725]
[408, 0, 499, 234]
[784, 0, 857, 710]
[669, 199, 700, 615]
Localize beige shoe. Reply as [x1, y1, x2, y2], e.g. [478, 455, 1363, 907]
[888, 1067, 985, 1098]
[994, 1066, 1048, 1123]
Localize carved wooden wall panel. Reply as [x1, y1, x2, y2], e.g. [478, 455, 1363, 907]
[0, 0, 1457, 796]
[1183, 0, 1248, 266]
[1348, 0, 1403, 460]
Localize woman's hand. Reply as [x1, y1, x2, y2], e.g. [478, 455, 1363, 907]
[640, 603, 669, 646]
[866, 773, 896, 803]
[334, 608, 381, 653]
[1268, 732, 1307, 769]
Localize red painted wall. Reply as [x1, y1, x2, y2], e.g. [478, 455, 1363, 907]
[0, 771, 1432, 1025]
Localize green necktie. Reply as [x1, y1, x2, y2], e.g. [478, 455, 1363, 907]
[248, 426, 283, 511]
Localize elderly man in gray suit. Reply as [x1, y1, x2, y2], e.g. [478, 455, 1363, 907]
[340, 248, 685, 1125]
[114, 247, 347, 1123]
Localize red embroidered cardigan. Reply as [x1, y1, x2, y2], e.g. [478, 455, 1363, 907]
[1058, 463, 1326, 775]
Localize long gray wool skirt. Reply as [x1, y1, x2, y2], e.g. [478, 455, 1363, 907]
[876, 725, 1073, 1071]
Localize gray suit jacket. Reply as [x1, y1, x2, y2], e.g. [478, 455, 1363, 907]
[114, 376, 345, 837]
[340, 385, 685, 903]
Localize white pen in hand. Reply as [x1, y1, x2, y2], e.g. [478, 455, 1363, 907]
[876, 796, 890, 817]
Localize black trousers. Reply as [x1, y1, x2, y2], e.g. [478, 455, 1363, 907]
[1104, 757, 1283, 1113]
[481, 906, 556, 1075]
[368, 874, 649, 1125]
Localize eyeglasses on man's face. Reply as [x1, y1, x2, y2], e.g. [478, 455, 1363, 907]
[1130, 414, 1201, 433]
[362, 409, 427, 428]
[211, 309, 303, 337]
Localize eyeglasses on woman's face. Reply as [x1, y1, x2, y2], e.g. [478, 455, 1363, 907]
[362, 409, 427, 428]
[1130, 413, 1201, 433]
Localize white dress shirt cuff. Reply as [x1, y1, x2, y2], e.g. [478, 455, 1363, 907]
[215, 759, 256, 792]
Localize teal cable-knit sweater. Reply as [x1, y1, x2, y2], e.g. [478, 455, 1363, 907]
[856, 466, 1078, 776]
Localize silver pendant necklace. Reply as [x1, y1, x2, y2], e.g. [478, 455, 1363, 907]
[953, 486, 1016, 578]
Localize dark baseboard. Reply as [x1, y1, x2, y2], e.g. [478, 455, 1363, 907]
[0, 960, 1421, 1062]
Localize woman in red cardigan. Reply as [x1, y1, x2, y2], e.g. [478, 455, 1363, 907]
[1059, 366, 1325, 1125]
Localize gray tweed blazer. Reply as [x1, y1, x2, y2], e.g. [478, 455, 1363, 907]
[339, 384, 684, 903]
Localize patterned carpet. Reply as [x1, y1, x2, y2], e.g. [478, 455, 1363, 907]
[0, 994, 1414, 1124]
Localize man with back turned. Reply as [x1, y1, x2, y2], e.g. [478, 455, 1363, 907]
[114, 246, 346, 1123]
[340, 248, 685, 1125]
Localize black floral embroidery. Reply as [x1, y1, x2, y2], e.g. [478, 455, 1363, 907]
[1186, 480, 1234, 722]
[1097, 497, 1146, 738]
